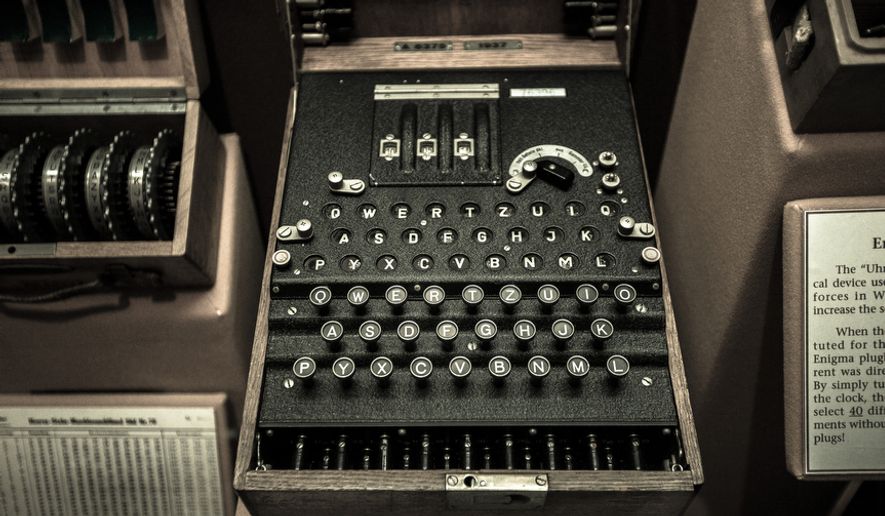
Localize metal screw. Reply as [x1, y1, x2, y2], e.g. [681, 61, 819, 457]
[283, 378, 295, 389]
[635, 303, 648, 313]
[287, 306, 298, 315]
[272, 285, 280, 294]
[276, 226, 293, 239]
[642, 377, 653, 387]
[535, 475, 547, 486]
[447, 475, 459, 486]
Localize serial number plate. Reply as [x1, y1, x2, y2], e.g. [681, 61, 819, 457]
[393, 41, 453, 52]
[464, 40, 523, 51]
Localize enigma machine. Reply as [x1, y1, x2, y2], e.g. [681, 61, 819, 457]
[236, 1, 702, 514]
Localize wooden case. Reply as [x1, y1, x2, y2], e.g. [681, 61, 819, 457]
[0, 0, 222, 289]
[235, 2, 703, 513]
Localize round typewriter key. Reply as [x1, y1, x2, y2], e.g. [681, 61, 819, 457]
[309, 286, 332, 307]
[397, 321, 421, 343]
[425, 202, 446, 219]
[321, 321, 344, 343]
[410, 356, 433, 379]
[448, 254, 471, 271]
[591, 318, 615, 340]
[537, 284, 560, 307]
[385, 285, 408, 307]
[499, 285, 522, 306]
[461, 285, 485, 306]
[521, 254, 543, 271]
[557, 253, 578, 270]
[347, 286, 370, 307]
[402, 228, 423, 244]
[423, 285, 446, 306]
[412, 255, 434, 271]
[527, 356, 551, 378]
[508, 227, 528, 244]
[459, 202, 480, 218]
[370, 356, 394, 379]
[332, 357, 356, 380]
[323, 203, 342, 219]
[437, 227, 458, 244]
[304, 255, 327, 272]
[495, 202, 515, 218]
[359, 320, 382, 344]
[513, 320, 537, 343]
[358, 203, 377, 219]
[530, 202, 549, 217]
[606, 355, 630, 378]
[566, 356, 590, 378]
[576, 284, 600, 306]
[449, 356, 472, 378]
[339, 255, 363, 272]
[551, 319, 576, 342]
[488, 356, 512, 378]
[543, 226, 563, 243]
[472, 227, 493, 244]
[292, 357, 317, 379]
[376, 255, 398, 271]
[613, 284, 637, 306]
[391, 203, 411, 219]
[474, 319, 498, 340]
[485, 254, 506, 271]
[331, 227, 352, 245]
[436, 320, 459, 342]
[565, 201, 586, 217]
[367, 228, 387, 245]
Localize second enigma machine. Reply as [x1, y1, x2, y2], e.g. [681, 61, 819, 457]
[237, 1, 702, 514]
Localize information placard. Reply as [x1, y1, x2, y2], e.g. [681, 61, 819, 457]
[0, 400, 228, 516]
[804, 209, 885, 474]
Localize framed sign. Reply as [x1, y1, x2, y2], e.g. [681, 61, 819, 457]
[0, 393, 233, 515]
[784, 197, 885, 480]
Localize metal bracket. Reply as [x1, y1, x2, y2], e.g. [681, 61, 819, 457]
[505, 160, 538, 194]
[446, 473, 548, 510]
[328, 171, 366, 195]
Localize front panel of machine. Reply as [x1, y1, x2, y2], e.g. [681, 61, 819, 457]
[255, 70, 685, 472]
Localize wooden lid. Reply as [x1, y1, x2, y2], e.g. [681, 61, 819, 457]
[0, 0, 207, 99]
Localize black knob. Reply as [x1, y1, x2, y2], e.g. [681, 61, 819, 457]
[536, 160, 575, 190]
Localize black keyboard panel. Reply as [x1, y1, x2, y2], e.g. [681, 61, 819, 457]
[258, 70, 681, 465]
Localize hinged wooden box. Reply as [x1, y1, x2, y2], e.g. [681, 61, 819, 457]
[0, 0, 223, 290]
[236, 1, 703, 514]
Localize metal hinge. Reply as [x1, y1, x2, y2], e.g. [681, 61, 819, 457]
[0, 88, 187, 115]
[445, 473, 548, 510]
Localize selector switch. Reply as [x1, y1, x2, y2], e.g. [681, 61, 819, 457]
[536, 160, 575, 190]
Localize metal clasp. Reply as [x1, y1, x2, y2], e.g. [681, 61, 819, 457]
[445, 473, 548, 510]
